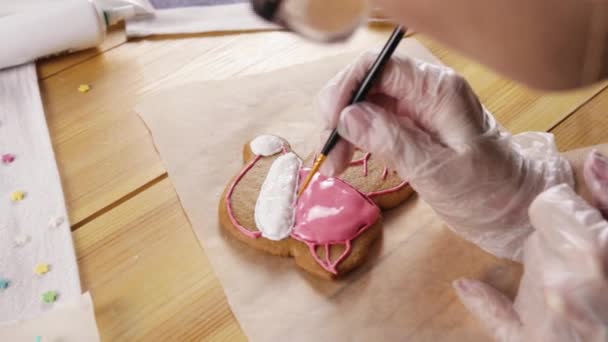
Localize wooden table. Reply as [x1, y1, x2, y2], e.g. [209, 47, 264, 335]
[37, 26, 608, 341]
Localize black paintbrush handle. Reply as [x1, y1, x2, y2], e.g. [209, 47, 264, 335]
[320, 26, 405, 156]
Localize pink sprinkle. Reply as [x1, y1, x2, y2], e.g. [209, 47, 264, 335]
[1, 154, 15, 164]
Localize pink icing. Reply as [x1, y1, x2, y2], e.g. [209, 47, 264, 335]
[225, 145, 409, 274]
[1, 153, 15, 164]
[313, 151, 399, 187]
[349, 152, 370, 176]
[348, 151, 409, 198]
[292, 170, 379, 243]
[290, 170, 380, 274]
[367, 164, 409, 197]
[225, 155, 264, 239]
[367, 180, 409, 197]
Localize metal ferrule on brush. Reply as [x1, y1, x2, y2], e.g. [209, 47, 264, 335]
[298, 154, 326, 196]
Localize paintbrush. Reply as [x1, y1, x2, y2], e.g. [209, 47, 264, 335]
[298, 25, 406, 196]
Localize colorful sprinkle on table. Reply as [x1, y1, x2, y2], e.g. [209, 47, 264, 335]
[10, 190, 26, 202]
[1, 153, 15, 164]
[14, 234, 30, 247]
[34, 263, 50, 275]
[78, 84, 91, 93]
[48, 216, 65, 229]
[0, 278, 9, 290]
[35, 336, 41, 342]
[42, 291, 57, 303]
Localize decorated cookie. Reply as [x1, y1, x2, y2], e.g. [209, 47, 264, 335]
[218, 135, 413, 279]
[306, 150, 413, 210]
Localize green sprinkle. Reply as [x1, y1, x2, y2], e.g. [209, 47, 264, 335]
[42, 291, 57, 304]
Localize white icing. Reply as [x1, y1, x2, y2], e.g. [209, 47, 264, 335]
[250, 135, 285, 156]
[254, 152, 301, 240]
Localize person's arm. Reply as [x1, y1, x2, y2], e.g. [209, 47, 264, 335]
[372, 0, 608, 90]
[454, 184, 608, 342]
[317, 53, 574, 261]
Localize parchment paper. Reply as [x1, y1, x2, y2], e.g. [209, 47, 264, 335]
[136, 38, 521, 341]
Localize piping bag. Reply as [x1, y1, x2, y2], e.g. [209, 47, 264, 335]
[0, 0, 154, 70]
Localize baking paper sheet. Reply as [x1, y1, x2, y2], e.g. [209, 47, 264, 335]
[136, 38, 521, 341]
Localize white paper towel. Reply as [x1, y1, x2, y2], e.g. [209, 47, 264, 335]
[0, 64, 81, 322]
[0, 292, 100, 341]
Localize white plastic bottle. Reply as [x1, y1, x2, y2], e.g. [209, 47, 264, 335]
[0, 0, 135, 70]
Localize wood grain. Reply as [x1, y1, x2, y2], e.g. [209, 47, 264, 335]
[73, 178, 245, 341]
[40, 29, 608, 226]
[33, 26, 608, 341]
[40, 28, 400, 225]
[38, 27, 127, 80]
[553, 90, 608, 150]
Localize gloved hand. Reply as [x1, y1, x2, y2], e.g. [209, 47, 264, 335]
[317, 53, 574, 261]
[453, 154, 608, 341]
[584, 149, 608, 218]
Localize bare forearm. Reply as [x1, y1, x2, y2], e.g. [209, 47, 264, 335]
[372, 0, 608, 90]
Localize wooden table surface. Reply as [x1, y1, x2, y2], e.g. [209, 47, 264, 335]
[37, 26, 608, 341]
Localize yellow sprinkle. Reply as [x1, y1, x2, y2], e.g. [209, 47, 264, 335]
[34, 263, 50, 275]
[78, 84, 91, 93]
[10, 191, 25, 202]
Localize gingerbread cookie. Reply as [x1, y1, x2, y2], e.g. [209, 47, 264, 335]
[305, 150, 413, 210]
[218, 135, 413, 279]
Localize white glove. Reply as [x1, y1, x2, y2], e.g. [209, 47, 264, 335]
[584, 149, 608, 217]
[453, 164, 608, 341]
[317, 53, 574, 261]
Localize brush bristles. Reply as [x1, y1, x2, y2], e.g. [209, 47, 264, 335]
[298, 154, 327, 197]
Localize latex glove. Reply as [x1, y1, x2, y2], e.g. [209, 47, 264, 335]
[584, 149, 608, 218]
[453, 163, 608, 341]
[317, 53, 574, 261]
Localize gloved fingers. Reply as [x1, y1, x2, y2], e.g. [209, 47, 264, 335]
[584, 149, 608, 218]
[317, 52, 381, 129]
[318, 52, 437, 127]
[317, 51, 489, 152]
[529, 184, 608, 277]
[546, 282, 608, 341]
[546, 287, 593, 333]
[318, 128, 355, 176]
[374, 57, 488, 149]
[336, 102, 438, 177]
[452, 278, 522, 342]
[421, 72, 489, 148]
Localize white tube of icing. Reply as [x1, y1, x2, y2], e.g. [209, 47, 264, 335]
[0, 0, 136, 70]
